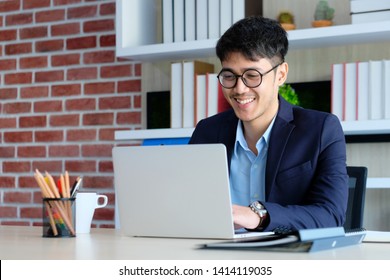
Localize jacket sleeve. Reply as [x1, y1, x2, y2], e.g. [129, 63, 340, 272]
[263, 113, 348, 231]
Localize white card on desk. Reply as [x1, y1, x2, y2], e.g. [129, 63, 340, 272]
[363, 230, 390, 243]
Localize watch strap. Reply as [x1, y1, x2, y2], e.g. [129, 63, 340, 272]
[247, 201, 268, 231]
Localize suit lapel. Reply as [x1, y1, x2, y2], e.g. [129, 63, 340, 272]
[265, 97, 295, 198]
[218, 110, 238, 169]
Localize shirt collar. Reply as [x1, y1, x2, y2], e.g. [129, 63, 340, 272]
[234, 117, 276, 155]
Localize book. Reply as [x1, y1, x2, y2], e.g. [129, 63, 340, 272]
[203, 227, 366, 253]
[331, 63, 344, 121]
[217, 81, 231, 113]
[232, 0, 245, 24]
[368, 60, 383, 120]
[219, 0, 232, 36]
[207, 0, 220, 39]
[173, 0, 185, 42]
[170, 61, 183, 128]
[182, 60, 214, 128]
[162, 0, 174, 43]
[196, 0, 208, 40]
[383, 60, 390, 119]
[195, 74, 207, 125]
[350, 0, 390, 14]
[206, 73, 231, 117]
[184, 0, 195, 41]
[343, 62, 357, 121]
[352, 10, 390, 24]
[142, 137, 190, 146]
[146, 91, 171, 129]
[207, 73, 219, 117]
[357, 61, 369, 121]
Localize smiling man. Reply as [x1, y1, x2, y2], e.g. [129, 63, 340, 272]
[189, 16, 348, 232]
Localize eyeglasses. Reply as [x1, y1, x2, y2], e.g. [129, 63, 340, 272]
[217, 61, 284, 89]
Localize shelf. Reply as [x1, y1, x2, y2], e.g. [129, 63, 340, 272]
[287, 20, 390, 50]
[114, 119, 390, 142]
[115, 0, 390, 137]
[116, 2, 390, 62]
[116, 39, 219, 62]
[341, 119, 390, 135]
[114, 128, 390, 189]
[114, 126, 390, 189]
[367, 178, 390, 189]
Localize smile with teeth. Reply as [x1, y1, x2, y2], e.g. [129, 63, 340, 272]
[235, 97, 255, 104]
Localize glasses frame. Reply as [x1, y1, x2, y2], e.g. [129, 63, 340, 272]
[217, 61, 284, 89]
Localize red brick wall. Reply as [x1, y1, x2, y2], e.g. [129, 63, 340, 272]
[0, 0, 142, 228]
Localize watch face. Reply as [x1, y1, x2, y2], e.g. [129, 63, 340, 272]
[253, 201, 263, 210]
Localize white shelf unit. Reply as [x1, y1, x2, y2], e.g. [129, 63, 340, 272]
[116, 0, 390, 135]
[342, 120, 390, 135]
[116, 0, 390, 61]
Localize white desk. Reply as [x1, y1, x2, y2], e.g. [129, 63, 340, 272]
[1, 226, 389, 260]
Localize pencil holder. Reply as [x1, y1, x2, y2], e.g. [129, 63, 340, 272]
[42, 198, 76, 238]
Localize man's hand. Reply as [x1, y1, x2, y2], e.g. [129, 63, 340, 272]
[232, 204, 260, 230]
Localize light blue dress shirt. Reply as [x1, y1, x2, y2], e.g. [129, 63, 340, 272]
[229, 118, 275, 206]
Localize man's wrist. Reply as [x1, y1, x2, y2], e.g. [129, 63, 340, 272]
[246, 201, 268, 231]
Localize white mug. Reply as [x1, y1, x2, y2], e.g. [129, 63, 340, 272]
[75, 192, 108, 234]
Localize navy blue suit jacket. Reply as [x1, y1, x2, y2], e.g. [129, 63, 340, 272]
[189, 96, 348, 231]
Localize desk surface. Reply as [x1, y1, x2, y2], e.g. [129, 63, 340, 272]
[1, 226, 389, 260]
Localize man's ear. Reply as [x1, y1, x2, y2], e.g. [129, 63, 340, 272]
[277, 62, 288, 86]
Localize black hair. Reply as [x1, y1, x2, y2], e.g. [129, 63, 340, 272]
[216, 16, 288, 63]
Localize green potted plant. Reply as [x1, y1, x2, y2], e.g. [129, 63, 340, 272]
[312, 0, 335, 27]
[279, 84, 299, 106]
[277, 11, 296, 31]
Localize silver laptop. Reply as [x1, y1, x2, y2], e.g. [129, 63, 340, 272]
[112, 144, 271, 239]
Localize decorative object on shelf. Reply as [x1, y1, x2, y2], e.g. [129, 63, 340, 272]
[117, 0, 390, 61]
[279, 84, 299, 106]
[147, 91, 171, 129]
[351, 0, 390, 24]
[277, 11, 296, 31]
[289, 81, 331, 113]
[312, 0, 335, 28]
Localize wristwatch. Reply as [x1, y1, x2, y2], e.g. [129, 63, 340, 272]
[248, 201, 268, 231]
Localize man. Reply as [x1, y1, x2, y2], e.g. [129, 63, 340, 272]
[189, 16, 348, 232]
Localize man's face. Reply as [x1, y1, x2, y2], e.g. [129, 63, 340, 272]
[220, 52, 287, 128]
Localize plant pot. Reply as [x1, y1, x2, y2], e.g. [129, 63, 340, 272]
[281, 23, 296, 31]
[312, 20, 333, 28]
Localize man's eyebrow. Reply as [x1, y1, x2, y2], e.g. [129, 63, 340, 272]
[220, 67, 263, 73]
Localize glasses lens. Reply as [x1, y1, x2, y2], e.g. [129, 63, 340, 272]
[218, 68, 268, 89]
[242, 69, 261, 88]
[218, 71, 237, 88]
